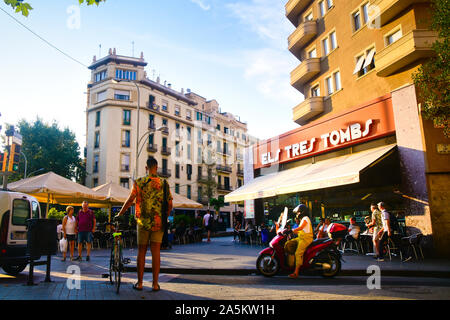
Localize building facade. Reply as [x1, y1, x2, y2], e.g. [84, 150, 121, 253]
[85, 49, 256, 227]
[227, 0, 450, 256]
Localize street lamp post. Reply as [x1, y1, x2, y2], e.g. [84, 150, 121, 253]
[20, 151, 27, 179]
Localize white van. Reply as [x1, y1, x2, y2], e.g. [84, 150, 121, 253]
[0, 190, 42, 275]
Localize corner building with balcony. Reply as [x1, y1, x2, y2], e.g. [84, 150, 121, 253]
[85, 49, 255, 229]
[226, 0, 450, 257]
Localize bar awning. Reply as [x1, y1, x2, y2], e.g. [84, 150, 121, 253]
[225, 144, 397, 202]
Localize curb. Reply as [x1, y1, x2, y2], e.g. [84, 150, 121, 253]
[123, 266, 450, 278]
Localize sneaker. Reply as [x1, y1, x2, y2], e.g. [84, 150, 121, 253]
[373, 255, 379, 259]
[62, 257, 66, 262]
[377, 257, 385, 262]
[86, 256, 90, 262]
[75, 256, 82, 261]
[402, 256, 413, 263]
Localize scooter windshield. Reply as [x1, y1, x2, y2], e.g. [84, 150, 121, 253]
[280, 207, 288, 231]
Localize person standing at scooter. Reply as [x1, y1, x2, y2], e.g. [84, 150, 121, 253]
[285, 204, 314, 279]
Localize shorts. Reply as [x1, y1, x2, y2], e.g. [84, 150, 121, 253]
[137, 224, 164, 245]
[78, 231, 93, 243]
[66, 234, 77, 242]
[205, 225, 212, 231]
[373, 227, 382, 241]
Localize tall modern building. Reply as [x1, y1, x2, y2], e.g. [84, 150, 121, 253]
[227, 0, 450, 256]
[85, 49, 256, 227]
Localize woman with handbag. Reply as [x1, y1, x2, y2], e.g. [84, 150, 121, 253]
[62, 206, 77, 261]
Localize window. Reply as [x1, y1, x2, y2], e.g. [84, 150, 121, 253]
[326, 76, 333, 95]
[12, 199, 30, 226]
[187, 185, 191, 199]
[162, 159, 168, 172]
[308, 48, 317, 58]
[162, 118, 168, 127]
[93, 155, 99, 173]
[93, 178, 99, 188]
[97, 90, 107, 102]
[122, 130, 131, 148]
[352, 11, 361, 32]
[120, 178, 130, 189]
[362, 3, 369, 24]
[326, 0, 333, 9]
[198, 187, 203, 201]
[386, 28, 402, 46]
[175, 141, 181, 157]
[94, 70, 107, 82]
[187, 144, 191, 160]
[162, 100, 168, 112]
[95, 111, 101, 127]
[224, 177, 230, 190]
[187, 164, 192, 181]
[175, 105, 180, 116]
[207, 134, 212, 145]
[175, 163, 180, 179]
[149, 134, 154, 146]
[31, 201, 40, 219]
[186, 110, 192, 120]
[149, 114, 155, 129]
[334, 71, 341, 91]
[311, 84, 320, 97]
[123, 110, 131, 125]
[149, 95, 155, 107]
[175, 123, 181, 137]
[196, 112, 203, 121]
[322, 38, 329, 55]
[175, 184, 180, 194]
[115, 69, 136, 81]
[187, 127, 192, 141]
[319, 1, 326, 17]
[94, 132, 100, 149]
[197, 147, 202, 163]
[121, 154, 130, 172]
[354, 47, 376, 77]
[224, 127, 229, 135]
[330, 31, 337, 50]
[115, 90, 130, 101]
[305, 11, 313, 21]
[197, 130, 202, 143]
[238, 179, 242, 188]
[162, 137, 167, 148]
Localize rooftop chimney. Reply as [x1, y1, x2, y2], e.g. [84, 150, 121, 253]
[156, 76, 160, 84]
[113, 48, 116, 55]
[181, 88, 184, 94]
[168, 83, 172, 89]
[108, 48, 112, 55]
[93, 55, 97, 63]
[140, 51, 144, 59]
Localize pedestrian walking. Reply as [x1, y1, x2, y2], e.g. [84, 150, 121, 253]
[366, 203, 383, 255]
[75, 201, 96, 262]
[116, 157, 173, 292]
[62, 206, 77, 261]
[375, 202, 392, 261]
[203, 210, 213, 242]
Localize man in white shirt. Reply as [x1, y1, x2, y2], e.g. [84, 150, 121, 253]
[375, 202, 391, 261]
[203, 211, 212, 242]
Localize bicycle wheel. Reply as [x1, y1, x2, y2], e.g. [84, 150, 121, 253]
[114, 240, 122, 294]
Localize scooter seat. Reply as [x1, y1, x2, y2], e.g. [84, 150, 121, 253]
[308, 238, 332, 248]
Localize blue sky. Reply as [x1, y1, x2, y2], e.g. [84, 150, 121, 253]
[0, 0, 302, 151]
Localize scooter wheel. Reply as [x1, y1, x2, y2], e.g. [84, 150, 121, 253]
[321, 253, 341, 278]
[256, 253, 279, 277]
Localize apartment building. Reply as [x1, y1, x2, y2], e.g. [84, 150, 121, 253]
[85, 49, 255, 227]
[227, 1, 450, 256]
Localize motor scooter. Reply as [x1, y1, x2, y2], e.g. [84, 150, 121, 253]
[256, 207, 347, 278]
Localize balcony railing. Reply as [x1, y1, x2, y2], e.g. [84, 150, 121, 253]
[217, 184, 233, 192]
[149, 122, 156, 130]
[286, 0, 311, 26]
[161, 127, 169, 135]
[216, 165, 232, 173]
[158, 169, 171, 178]
[147, 144, 158, 153]
[375, 29, 437, 77]
[291, 58, 321, 94]
[293, 96, 324, 125]
[161, 146, 171, 156]
[237, 169, 244, 176]
[147, 103, 160, 112]
[288, 20, 318, 59]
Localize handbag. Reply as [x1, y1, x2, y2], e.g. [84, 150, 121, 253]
[59, 237, 68, 253]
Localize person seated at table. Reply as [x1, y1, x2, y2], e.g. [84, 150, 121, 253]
[233, 219, 241, 242]
[316, 217, 331, 239]
[342, 217, 360, 250]
[245, 221, 255, 244]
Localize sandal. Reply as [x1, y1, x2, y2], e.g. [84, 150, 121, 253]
[152, 283, 161, 292]
[288, 273, 298, 279]
[132, 283, 143, 291]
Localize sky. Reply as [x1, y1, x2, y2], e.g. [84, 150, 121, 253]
[0, 0, 303, 152]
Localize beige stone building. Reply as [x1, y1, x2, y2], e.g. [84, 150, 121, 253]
[85, 49, 256, 227]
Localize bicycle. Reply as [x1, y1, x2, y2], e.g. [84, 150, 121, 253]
[107, 219, 131, 294]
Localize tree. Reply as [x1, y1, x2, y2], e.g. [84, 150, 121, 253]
[7, 118, 85, 182]
[412, 0, 449, 137]
[3, 0, 105, 17]
[209, 197, 225, 215]
[200, 163, 217, 208]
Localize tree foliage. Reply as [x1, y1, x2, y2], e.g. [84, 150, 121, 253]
[412, 0, 450, 137]
[3, 0, 105, 17]
[8, 118, 85, 182]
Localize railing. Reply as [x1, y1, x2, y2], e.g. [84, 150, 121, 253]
[147, 144, 158, 153]
[217, 184, 233, 192]
[147, 103, 160, 112]
[161, 146, 171, 155]
[158, 169, 171, 178]
[216, 165, 232, 173]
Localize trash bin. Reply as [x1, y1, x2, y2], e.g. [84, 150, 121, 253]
[27, 219, 58, 259]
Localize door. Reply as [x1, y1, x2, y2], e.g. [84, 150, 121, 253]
[8, 197, 31, 245]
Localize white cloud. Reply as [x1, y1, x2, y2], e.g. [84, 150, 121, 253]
[189, 0, 211, 11]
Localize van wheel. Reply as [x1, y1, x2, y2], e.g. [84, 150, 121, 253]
[2, 263, 28, 276]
